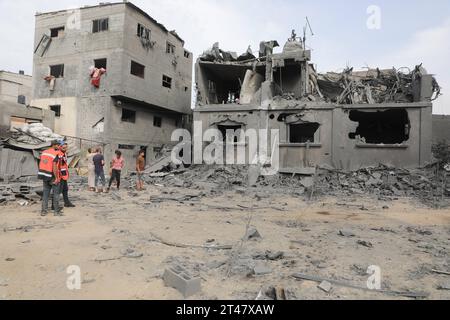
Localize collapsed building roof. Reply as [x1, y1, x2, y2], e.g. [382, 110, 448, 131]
[196, 37, 441, 107]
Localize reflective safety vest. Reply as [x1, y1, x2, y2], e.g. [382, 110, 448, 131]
[38, 148, 60, 181]
[59, 151, 69, 181]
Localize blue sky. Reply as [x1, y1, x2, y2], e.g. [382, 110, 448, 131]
[0, 0, 449, 113]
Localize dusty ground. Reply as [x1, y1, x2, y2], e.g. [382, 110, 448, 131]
[0, 184, 449, 300]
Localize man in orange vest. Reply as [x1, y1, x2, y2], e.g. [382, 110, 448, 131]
[38, 140, 63, 217]
[58, 141, 75, 208]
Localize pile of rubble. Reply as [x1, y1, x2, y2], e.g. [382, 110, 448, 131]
[0, 123, 84, 205]
[310, 65, 441, 104]
[133, 162, 449, 208]
[199, 42, 257, 63]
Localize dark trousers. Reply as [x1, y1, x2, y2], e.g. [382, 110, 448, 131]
[42, 180, 60, 213]
[59, 179, 71, 205]
[109, 169, 121, 189]
[95, 171, 106, 187]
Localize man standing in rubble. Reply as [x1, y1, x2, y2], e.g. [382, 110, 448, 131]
[93, 148, 107, 193]
[38, 140, 63, 217]
[58, 141, 76, 208]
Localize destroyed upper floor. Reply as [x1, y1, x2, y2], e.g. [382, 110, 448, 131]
[195, 35, 441, 109]
[32, 1, 193, 115]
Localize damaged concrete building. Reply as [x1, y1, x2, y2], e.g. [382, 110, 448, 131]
[194, 33, 441, 171]
[31, 2, 193, 171]
[0, 70, 54, 137]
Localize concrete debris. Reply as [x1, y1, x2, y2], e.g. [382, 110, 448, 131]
[338, 230, 356, 238]
[163, 265, 201, 298]
[357, 240, 373, 248]
[243, 227, 262, 241]
[129, 164, 449, 208]
[253, 251, 284, 261]
[437, 282, 450, 291]
[253, 263, 272, 276]
[292, 272, 430, 299]
[313, 65, 441, 104]
[120, 248, 143, 259]
[318, 281, 332, 293]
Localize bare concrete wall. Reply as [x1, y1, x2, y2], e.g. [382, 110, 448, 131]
[0, 71, 32, 105]
[432, 115, 450, 144]
[193, 102, 433, 171]
[31, 97, 77, 136]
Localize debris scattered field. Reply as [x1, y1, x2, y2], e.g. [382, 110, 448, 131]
[0, 164, 449, 300]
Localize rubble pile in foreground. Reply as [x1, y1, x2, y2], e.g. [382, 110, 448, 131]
[134, 164, 450, 208]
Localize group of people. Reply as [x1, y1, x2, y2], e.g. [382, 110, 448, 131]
[85, 148, 146, 192]
[37, 140, 75, 217]
[38, 142, 147, 216]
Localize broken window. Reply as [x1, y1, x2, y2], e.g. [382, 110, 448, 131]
[348, 109, 411, 144]
[93, 18, 109, 33]
[273, 61, 303, 98]
[121, 108, 136, 123]
[289, 123, 320, 143]
[184, 50, 190, 58]
[218, 125, 242, 143]
[50, 64, 64, 78]
[153, 116, 162, 128]
[137, 23, 151, 40]
[118, 144, 135, 150]
[162, 75, 172, 89]
[94, 58, 107, 69]
[130, 61, 145, 78]
[50, 26, 65, 38]
[198, 63, 264, 104]
[49, 105, 61, 117]
[166, 42, 175, 54]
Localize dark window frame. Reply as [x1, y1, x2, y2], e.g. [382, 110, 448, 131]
[50, 26, 65, 38]
[153, 116, 162, 128]
[166, 42, 175, 54]
[137, 23, 151, 40]
[289, 123, 320, 144]
[118, 144, 135, 150]
[49, 64, 64, 78]
[162, 75, 172, 89]
[121, 108, 136, 123]
[130, 60, 145, 78]
[184, 50, 190, 58]
[92, 18, 109, 33]
[49, 105, 61, 117]
[94, 58, 107, 69]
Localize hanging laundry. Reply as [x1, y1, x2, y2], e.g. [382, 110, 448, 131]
[89, 66, 107, 88]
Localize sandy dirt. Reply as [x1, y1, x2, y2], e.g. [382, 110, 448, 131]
[0, 185, 449, 300]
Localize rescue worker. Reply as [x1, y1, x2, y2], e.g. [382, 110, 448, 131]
[58, 141, 75, 208]
[38, 140, 63, 217]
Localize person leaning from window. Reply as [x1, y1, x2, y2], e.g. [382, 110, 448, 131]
[107, 150, 124, 192]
